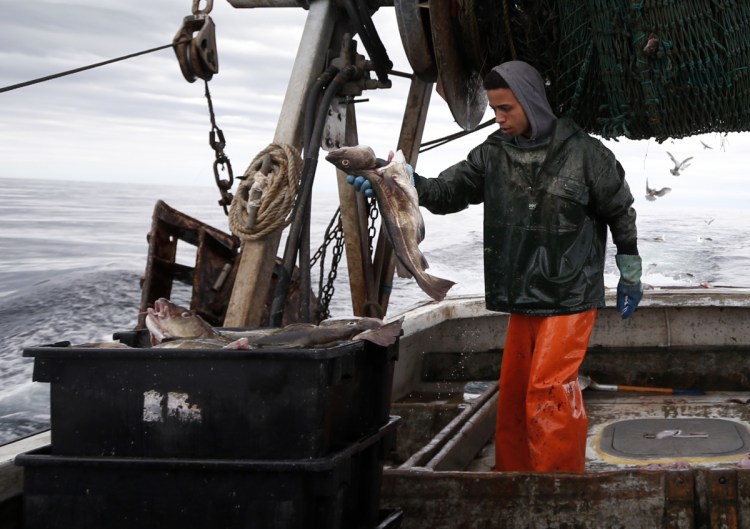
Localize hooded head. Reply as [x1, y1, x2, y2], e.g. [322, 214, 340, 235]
[485, 61, 557, 146]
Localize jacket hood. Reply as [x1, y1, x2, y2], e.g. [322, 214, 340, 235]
[492, 61, 557, 147]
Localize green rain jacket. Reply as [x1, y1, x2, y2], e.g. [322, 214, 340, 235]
[414, 118, 638, 315]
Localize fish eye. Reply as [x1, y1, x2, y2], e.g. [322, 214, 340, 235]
[180, 311, 191, 318]
[342, 160, 350, 166]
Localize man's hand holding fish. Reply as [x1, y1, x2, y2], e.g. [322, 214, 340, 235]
[346, 161, 414, 197]
[326, 146, 455, 302]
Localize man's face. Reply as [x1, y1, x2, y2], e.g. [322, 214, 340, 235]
[487, 88, 531, 138]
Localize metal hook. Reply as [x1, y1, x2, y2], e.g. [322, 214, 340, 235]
[192, 0, 214, 15]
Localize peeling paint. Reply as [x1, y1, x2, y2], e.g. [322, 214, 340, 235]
[166, 392, 202, 423]
[142, 390, 202, 423]
[142, 390, 163, 422]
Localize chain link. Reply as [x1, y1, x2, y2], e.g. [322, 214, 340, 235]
[367, 197, 379, 251]
[311, 208, 345, 322]
[204, 79, 234, 215]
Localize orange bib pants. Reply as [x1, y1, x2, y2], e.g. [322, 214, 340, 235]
[494, 309, 596, 472]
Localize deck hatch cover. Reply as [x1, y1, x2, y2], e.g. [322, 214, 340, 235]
[599, 418, 750, 459]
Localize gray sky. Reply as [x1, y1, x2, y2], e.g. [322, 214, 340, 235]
[2, 0, 749, 211]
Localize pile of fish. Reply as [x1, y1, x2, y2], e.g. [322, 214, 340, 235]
[144, 298, 403, 350]
[325, 145, 455, 302]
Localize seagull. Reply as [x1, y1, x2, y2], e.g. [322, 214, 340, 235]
[645, 178, 671, 201]
[700, 140, 712, 150]
[705, 218, 715, 225]
[667, 152, 693, 176]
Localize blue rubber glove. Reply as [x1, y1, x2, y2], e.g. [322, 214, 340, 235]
[615, 254, 643, 319]
[404, 163, 414, 184]
[345, 163, 414, 198]
[345, 175, 374, 197]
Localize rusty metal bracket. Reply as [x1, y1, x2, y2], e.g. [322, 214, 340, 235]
[703, 469, 740, 528]
[664, 471, 695, 528]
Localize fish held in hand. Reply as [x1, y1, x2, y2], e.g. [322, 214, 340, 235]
[326, 145, 455, 301]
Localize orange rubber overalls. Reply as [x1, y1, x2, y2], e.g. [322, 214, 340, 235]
[494, 308, 596, 472]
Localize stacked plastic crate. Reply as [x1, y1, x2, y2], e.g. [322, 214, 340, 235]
[16, 333, 402, 529]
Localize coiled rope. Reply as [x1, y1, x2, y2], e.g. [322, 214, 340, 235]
[228, 143, 303, 240]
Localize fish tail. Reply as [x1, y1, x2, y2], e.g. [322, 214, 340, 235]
[353, 317, 404, 346]
[419, 273, 456, 302]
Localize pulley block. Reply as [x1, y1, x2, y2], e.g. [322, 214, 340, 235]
[173, 14, 219, 83]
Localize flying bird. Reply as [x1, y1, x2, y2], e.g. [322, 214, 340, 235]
[667, 152, 693, 176]
[646, 178, 671, 201]
[700, 141, 712, 150]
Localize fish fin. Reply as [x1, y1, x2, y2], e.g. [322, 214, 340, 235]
[420, 253, 430, 271]
[419, 274, 456, 302]
[416, 215, 426, 243]
[352, 317, 404, 346]
[395, 260, 413, 278]
[222, 338, 254, 350]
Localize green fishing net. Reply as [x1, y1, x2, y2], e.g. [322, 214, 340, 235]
[454, 0, 750, 142]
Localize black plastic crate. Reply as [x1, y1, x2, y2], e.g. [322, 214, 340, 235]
[15, 417, 399, 529]
[24, 339, 397, 459]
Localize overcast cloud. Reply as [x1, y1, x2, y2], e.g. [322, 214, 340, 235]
[2, 0, 749, 212]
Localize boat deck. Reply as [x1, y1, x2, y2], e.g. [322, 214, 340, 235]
[463, 391, 750, 473]
[388, 385, 750, 473]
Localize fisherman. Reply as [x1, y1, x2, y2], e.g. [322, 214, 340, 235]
[348, 60, 642, 472]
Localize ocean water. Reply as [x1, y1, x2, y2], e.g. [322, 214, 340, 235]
[1, 176, 749, 445]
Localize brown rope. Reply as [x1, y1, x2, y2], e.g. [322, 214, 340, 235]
[228, 143, 302, 240]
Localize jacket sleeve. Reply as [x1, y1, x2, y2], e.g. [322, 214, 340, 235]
[414, 147, 486, 215]
[589, 144, 639, 255]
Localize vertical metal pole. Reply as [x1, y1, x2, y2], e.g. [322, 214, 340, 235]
[224, 0, 337, 327]
[335, 101, 377, 316]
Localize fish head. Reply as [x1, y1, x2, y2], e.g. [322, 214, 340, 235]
[325, 145, 377, 173]
[319, 316, 385, 333]
[145, 298, 217, 345]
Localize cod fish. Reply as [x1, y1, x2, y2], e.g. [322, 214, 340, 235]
[146, 298, 402, 349]
[145, 298, 223, 345]
[325, 145, 455, 302]
[145, 298, 277, 348]
[248, 316, 403, 348]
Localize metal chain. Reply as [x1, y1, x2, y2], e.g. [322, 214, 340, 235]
[203, 79, 234, 215]
[367, 197, 379, 251]
[308, 200, 378, 321]
[311, 208, 345, 322]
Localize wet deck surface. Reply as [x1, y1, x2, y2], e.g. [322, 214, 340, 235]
[459, 391, 750, 473]
[390, 387, 750, 473]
